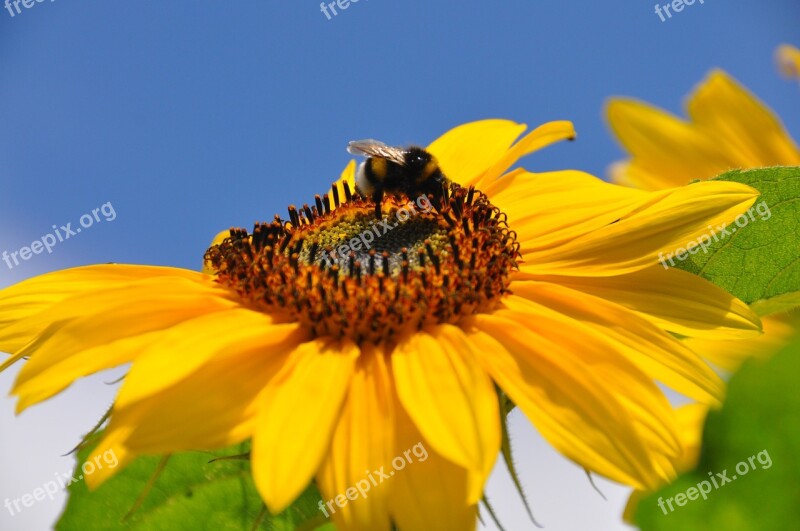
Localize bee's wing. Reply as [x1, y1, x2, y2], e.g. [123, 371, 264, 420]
[347, 139, 407, 165]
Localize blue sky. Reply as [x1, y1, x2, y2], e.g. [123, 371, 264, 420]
[1, 1, 798, 529]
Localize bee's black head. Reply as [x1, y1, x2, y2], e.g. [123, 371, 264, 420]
[404, 147, 441, 183]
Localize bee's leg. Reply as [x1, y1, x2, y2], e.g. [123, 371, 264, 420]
[422, 180, 447, 213]
[372, 189, 384, 219]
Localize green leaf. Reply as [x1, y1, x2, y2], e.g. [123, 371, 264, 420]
[55, 441, 332, 531]
[635, 332, 800, 530]
[674, 166, 800, 315]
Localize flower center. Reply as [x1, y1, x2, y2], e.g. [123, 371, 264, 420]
[204, 181, 520, 345]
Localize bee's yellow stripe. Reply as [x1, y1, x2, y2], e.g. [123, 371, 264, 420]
[370, 158, 388, 180]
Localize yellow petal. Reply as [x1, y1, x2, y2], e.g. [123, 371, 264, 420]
[0, 264, 209, 353]
[84, 326, 300, 491]
[463, 314, 676, 490]
[487, 170, 649, 252]
[475, 120, 576, 189]
[84, 433, 133, 489]
[392, 328, 499, 502]
[684, 312, 799, 371]
[114, 311, 304, 408]
[607, 70, 800, 190]
[506, 283, 725, 404]
[328, 159, 357, 211]
[623, 403, 709, 523]
[388, 388, 477, 531]
[252, 338, 360, 514]
[10, 277, 240, 411]
[103, 319, 303, 455]
[426, 119, 526, 188]
[776, 44, 800, 78]
[687, 70, 800, 166]
[317, 346, 394, 531]
[515, 177, 759, 276]
[673, 403, 708, 466]
[607, 160, 673, 192]
[517, 266, 761, 340]
[485, 307, 682, 463]
[606, 98, 733, 187]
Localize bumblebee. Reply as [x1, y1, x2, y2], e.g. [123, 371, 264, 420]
[347, 139, 449, 218]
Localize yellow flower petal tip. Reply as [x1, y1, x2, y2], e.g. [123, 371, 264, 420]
[83, 440, 130, 490]
[427, 118, 576, 189]
[776, 44, 800, 78]
[0, 118, 764, 527]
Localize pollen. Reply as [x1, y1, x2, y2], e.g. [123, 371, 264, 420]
[204, 182, 521, 344]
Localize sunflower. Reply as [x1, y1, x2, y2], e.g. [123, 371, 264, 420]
[0, 119, 761, 530]
[605, 63, 800, 373]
